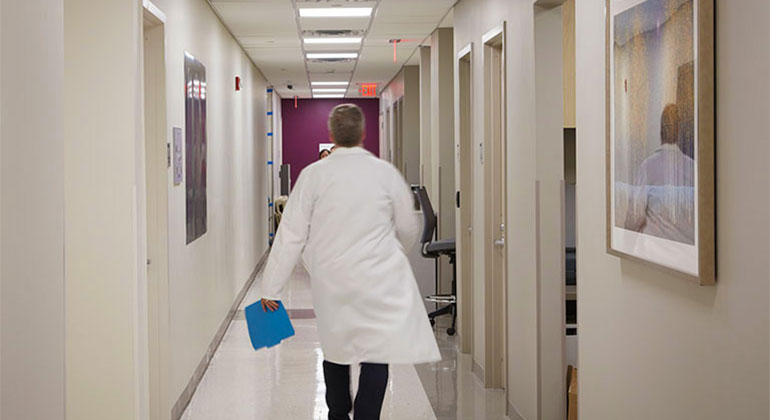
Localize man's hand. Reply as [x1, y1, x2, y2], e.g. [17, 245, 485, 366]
[261, 298, 280, 312]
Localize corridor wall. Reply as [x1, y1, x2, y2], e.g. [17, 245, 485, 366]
[381, 66, 421, 185]
[147, 0, 270, 412]
[64, 1, 146, 418]
[453, 1, 540, 418]
[576, 0, 770, 419]
[63, 0, 270, 418]
[1, 1, 66, 419]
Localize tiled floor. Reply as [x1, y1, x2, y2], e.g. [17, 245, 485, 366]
[182, 266, 508, 420]
[414, 321, 507, 420]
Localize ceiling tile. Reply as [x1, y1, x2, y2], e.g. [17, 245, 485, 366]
[210, 0, 455, 98]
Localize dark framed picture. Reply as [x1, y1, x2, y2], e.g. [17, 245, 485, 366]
[185, 52, 208, 244]
[605, 0, 715, 284]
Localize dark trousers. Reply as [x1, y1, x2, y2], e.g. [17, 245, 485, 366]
[323, 360, 389, 420]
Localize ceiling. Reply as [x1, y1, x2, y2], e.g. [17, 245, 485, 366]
[209, 0, 456, 99]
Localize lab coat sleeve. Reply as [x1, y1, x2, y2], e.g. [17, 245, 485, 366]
[261, 172, 314, 301]
[623, 164, 649, 232]
[391, 169, 421, 252]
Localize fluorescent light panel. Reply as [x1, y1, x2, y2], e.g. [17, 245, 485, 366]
[306, 52, 358, 59]
[299, 7, 372, 18]
[304, 37, 362, 45]
[313, 88, 347, 93]
[314, 94, 345, 98]
[311, 81, 349, 86]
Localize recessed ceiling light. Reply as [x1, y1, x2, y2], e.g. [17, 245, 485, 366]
[314, 94, 345, 98]
[299, 8, 372, 18]
[304, 37, 363, 45]
[306, 52, 358, 59]
[313, 88, 348, 93]
[311, 81, 349, 86]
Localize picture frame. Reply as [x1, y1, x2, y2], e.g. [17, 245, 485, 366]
[185, 51, 208, 244]
[605, 0, 715, 285]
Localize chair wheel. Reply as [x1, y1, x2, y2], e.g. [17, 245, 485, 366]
[430, 319, 436, 327]
[447, 328, 456, 336]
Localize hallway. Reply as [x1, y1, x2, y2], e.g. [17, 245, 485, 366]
[181, 266, 507, 420]
[2, 0, 769, 419]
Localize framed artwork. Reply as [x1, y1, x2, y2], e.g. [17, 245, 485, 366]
[606, 0, 715, 284]
[185, 52, 208, 244]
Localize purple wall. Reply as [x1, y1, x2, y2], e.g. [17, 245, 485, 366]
[281, 98, 380, 183]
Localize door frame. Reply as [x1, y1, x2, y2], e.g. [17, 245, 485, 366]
[482, 22, 508, 391]
[455, 43, 474, 355]
[142, 2, 170, 418]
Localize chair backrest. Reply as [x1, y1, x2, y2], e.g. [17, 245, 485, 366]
[416, 186, 437, 245]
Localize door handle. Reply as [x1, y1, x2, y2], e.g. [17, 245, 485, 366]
[494, 238, 505, 247]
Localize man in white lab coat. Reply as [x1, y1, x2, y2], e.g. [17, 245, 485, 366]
[623, 103, 696, 245]
[260, 104, 441, 420]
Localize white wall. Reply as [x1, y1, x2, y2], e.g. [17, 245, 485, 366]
[64, 1, 145, 418]
[1, 1, 66, 419]
[430, 27, 456, 294]
[403, 67, 421, 185]
[454, 1, 540, 418]
[576, 0, 770, 419]
[534, 5, 565, 420]
[62, 0, 269, 418]
[381, 66, 421, 184]
[149, 0, 269, 406]
[419, 46, 432, 189]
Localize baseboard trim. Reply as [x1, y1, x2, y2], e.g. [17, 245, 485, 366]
[506, 401, 524, 420]
[170, 250, 270, 420]
[472, 358, 485, 384]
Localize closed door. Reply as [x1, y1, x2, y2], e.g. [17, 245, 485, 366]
[143, 5, 170, 419]
[483, 23, 508, 391]
[457, 45, 474, 355]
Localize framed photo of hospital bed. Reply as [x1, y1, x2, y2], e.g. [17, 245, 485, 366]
[605, 0, 715, 285]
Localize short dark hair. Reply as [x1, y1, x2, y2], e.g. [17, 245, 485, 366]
[328, 104, 365, 147]
[319, 149, 330, 159]
[660, 104, 679, 145]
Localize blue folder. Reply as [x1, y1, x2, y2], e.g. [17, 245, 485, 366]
[244, 300, 296, 350]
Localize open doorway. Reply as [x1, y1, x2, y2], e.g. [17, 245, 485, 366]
[482, 23, 508, 391]
[456, 44, 474, 355]
[143, 3, 170, 419]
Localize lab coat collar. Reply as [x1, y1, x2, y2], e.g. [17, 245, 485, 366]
[329, 146, 372, 157]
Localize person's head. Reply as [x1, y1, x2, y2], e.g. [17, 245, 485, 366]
[328, 103, 365, 147]
[319, 149, 330, 160]
[660, 104, 679, 145]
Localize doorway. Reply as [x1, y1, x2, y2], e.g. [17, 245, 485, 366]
[456, 44, 474, 355]
[143, 3, 170, 419]
[482, 23, 508, 390]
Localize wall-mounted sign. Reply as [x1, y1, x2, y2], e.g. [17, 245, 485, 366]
[173, 127, 183, 185]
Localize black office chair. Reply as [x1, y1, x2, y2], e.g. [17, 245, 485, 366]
[415, 186, 457, 336]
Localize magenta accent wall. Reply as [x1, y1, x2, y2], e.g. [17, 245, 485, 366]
[281, 98, 380, 183]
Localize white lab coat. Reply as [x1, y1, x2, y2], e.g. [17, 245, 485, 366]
[261, 147, 441, 365]
[623, 143, 696, 244]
